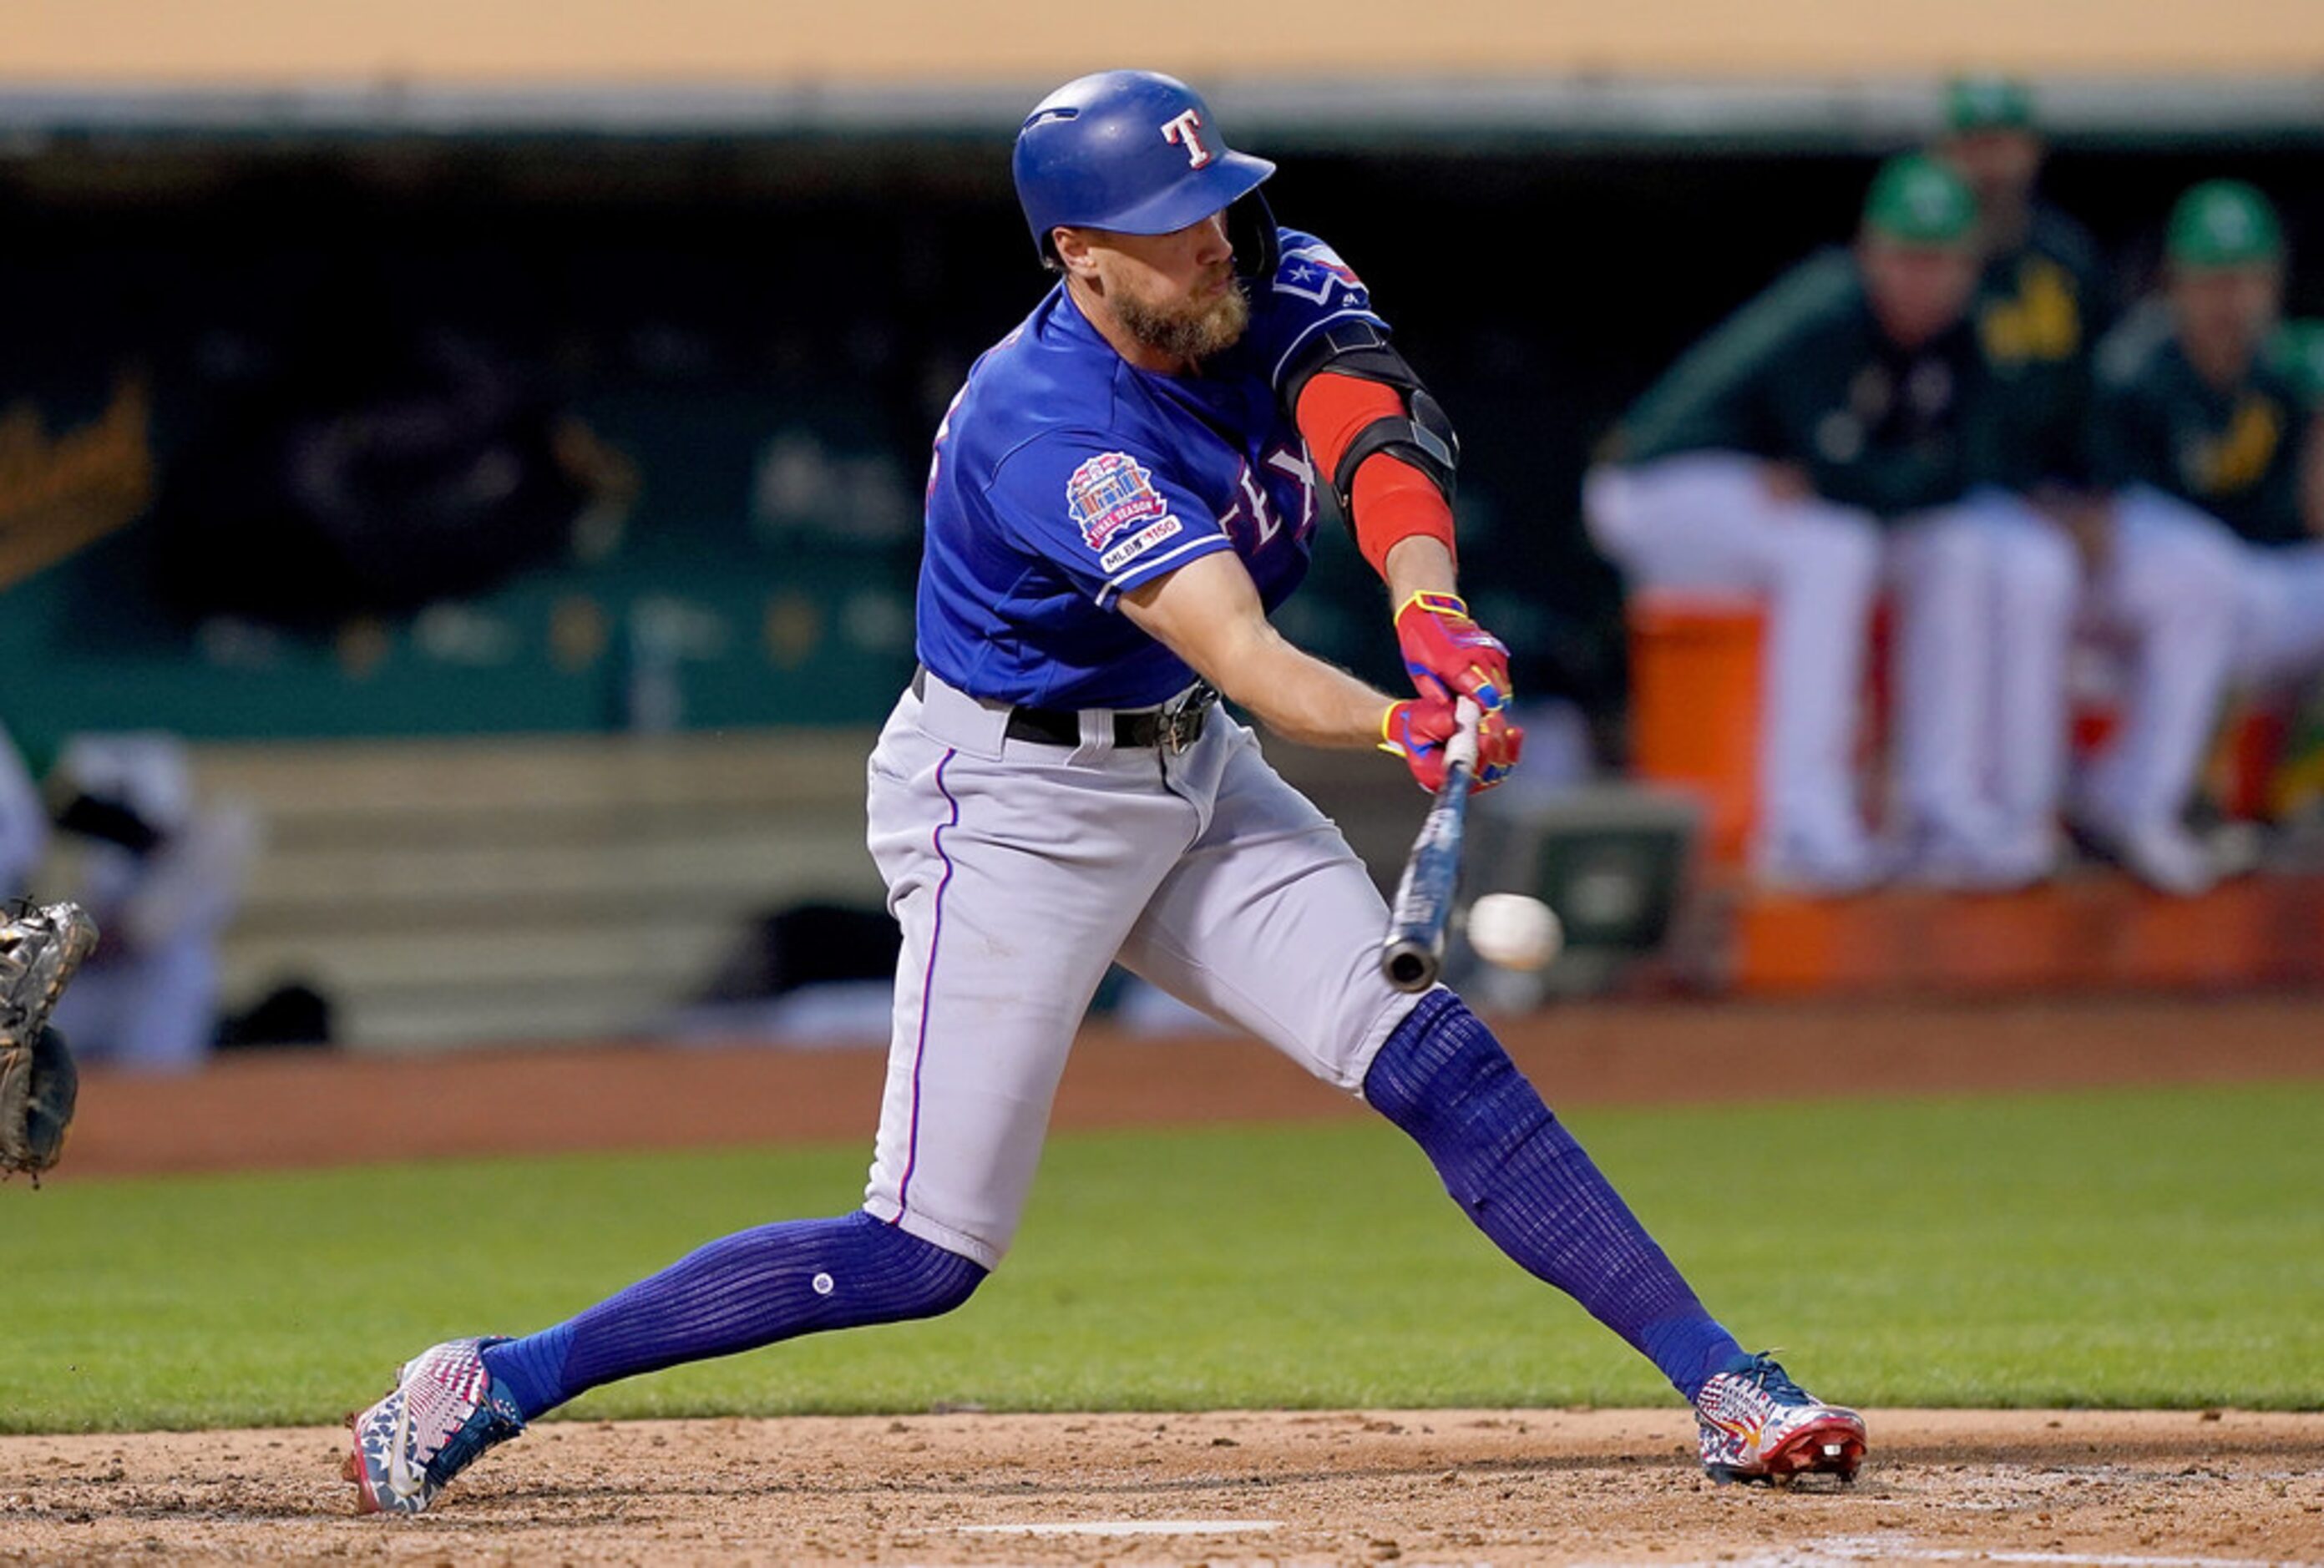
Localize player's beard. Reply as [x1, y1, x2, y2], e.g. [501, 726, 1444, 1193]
[1115, 272, 1250, 363]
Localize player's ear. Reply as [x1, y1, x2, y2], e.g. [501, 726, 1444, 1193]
[1052, 226, 1100, 279]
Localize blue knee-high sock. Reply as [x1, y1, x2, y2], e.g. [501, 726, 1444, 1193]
[1363, 991, 1741, 1399]
[479, 1210, 985, 1420]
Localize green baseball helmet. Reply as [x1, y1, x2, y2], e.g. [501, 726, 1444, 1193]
[1945, 74, 2035, 134]
[2167, 180, 2285, 270]
[1863, 154, 1980, 247]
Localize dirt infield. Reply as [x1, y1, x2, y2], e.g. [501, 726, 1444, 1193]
[57, 993, 2324, 1178]
[3, 1409, 2319, 1565]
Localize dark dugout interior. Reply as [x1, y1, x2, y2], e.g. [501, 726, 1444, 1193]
[4, 130, 2319, 746]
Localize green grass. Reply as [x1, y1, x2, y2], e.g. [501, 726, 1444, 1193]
[3, 1081, 2320, 1432]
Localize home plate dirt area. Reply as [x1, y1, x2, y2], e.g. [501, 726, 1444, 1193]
[3, 1409, 2319, 1565]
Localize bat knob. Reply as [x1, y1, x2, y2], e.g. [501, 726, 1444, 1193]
[1381, 938, 1440, 993]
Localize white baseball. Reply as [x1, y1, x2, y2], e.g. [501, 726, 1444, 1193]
[1466, 893, 1563, 971]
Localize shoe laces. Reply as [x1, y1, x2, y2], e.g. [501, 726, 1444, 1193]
[1730, 1351, 1810, 1404]
[423, 1358, 524, 1487]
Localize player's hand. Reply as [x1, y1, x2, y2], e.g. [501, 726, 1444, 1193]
[1393, 592, 1512, 712]
[1380, 697, 1523, 792]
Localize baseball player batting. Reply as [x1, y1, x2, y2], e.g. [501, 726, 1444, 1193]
[345, 69, 1864, 1514]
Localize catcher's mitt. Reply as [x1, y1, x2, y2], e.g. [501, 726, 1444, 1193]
[0, 901, 99, 1183]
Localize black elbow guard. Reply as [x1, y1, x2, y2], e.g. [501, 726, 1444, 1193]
[1279, 318, 1461, 516]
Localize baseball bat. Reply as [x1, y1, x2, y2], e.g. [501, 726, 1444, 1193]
[1380, 696, 1482, 993]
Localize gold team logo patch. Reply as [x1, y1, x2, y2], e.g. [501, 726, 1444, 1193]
[1979, 257, 2081, 365]
[2181, 396, 2282, 497]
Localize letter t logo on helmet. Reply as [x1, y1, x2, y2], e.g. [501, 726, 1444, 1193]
[1161, 109, 1214, 169]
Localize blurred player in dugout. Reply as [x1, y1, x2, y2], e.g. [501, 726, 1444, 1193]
[2078, 181, 2324, 893]
[1929, 77, 2147, 881]
[1585, 151, 2080, 893]
[1933, 74, 2113, 517]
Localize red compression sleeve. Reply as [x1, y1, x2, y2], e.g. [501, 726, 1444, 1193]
[1294, 372, 1458, 579]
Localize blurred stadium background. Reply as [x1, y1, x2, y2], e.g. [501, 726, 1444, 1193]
[9, 3, 2324, 1055]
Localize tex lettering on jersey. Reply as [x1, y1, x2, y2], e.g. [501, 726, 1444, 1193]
[1218, 448, 1317, 554]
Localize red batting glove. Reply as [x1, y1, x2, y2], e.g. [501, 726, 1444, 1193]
[1394, 591, 1513, 711]
[1470, 706, 1522, 787]
[1380, 698, 1524, 792]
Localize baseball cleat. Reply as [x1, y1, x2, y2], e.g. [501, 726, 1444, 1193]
[1898, 822, 2058, 893]
[2066, 815, 2219, 898]
[343, 1337, 525, 1515]
[1694, 1351, 1866, 1485]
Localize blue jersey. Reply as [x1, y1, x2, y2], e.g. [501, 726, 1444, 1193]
[916, 227, 1389, 709]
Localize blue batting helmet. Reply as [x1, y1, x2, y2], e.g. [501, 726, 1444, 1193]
[1013, 70, 1277, 272]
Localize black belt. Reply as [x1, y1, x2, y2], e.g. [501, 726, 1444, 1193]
[913, 667, 1217, 752]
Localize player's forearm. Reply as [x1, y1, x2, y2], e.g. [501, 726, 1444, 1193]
[1122, 554, 1396, 748]
[1207, 623, 1396, 750]
[1382, 536, 1458, 604]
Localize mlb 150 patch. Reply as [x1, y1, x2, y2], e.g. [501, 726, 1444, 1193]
[1099, 516, 1183, 575]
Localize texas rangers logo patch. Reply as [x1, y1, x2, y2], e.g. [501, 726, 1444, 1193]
[1067, 451, 1171, 551]
[1275, 242, 1366, 306]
